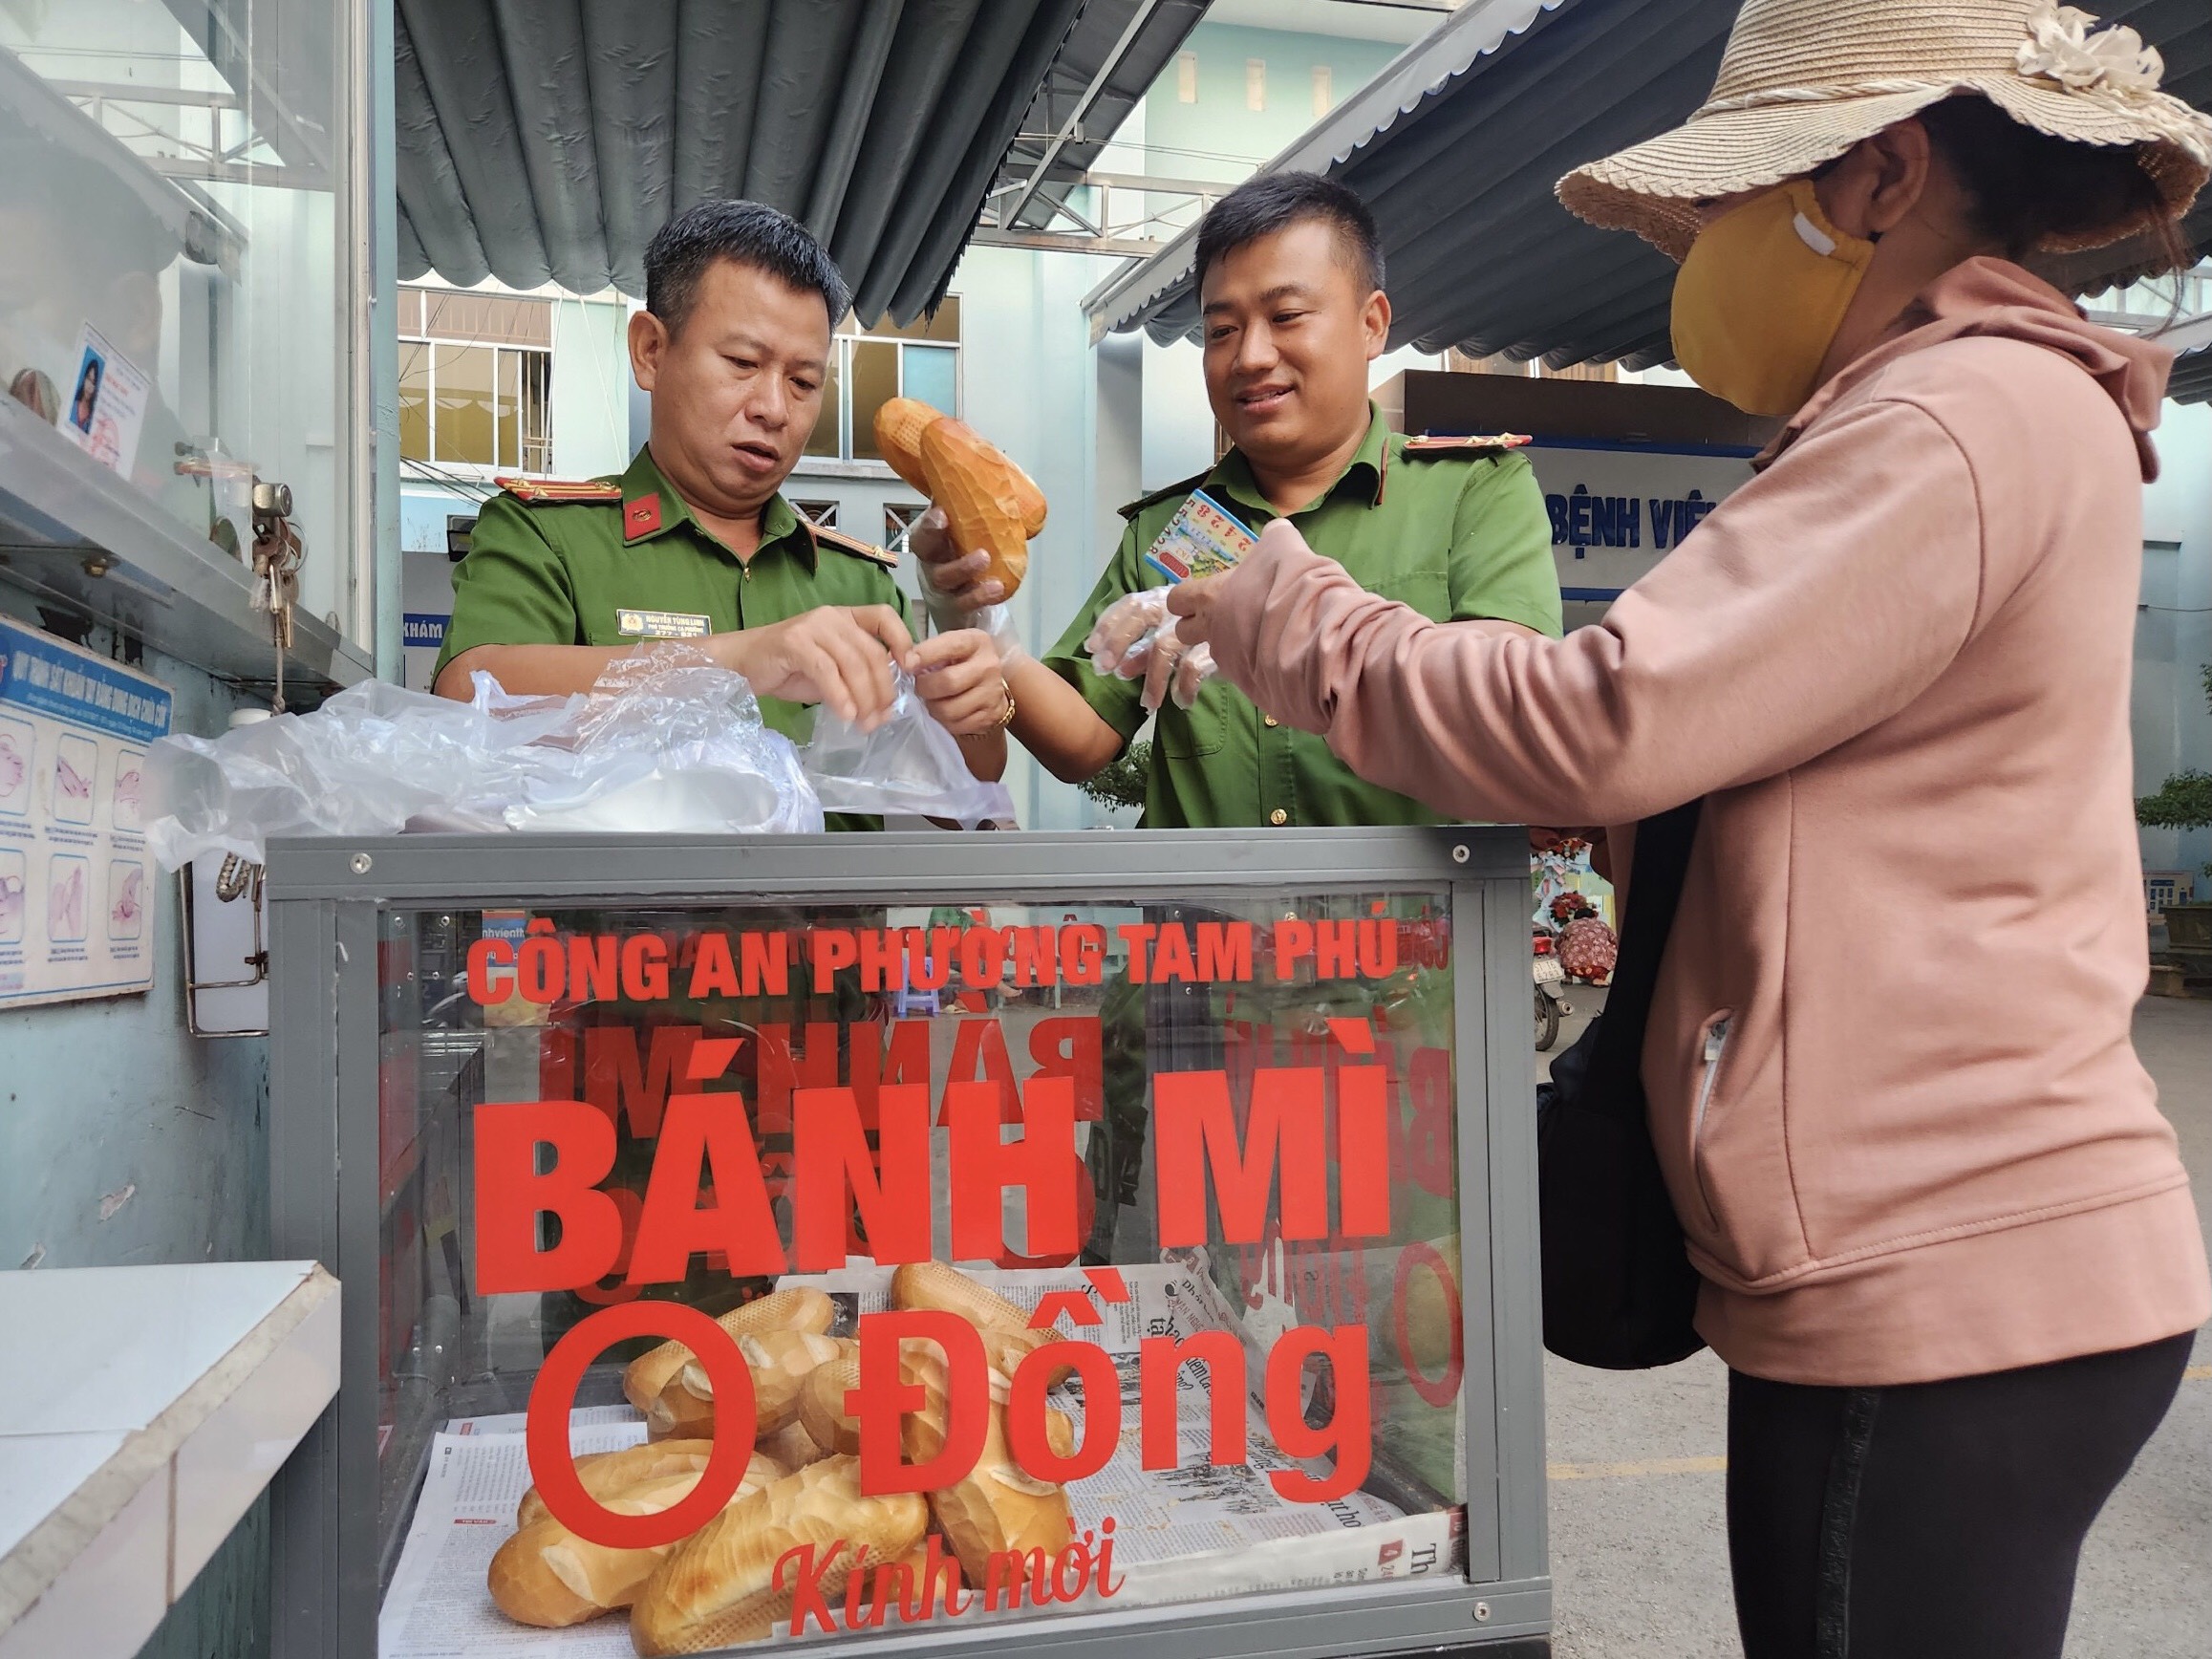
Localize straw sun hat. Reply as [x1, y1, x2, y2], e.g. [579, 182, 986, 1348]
[1558, 0, 2212, 259]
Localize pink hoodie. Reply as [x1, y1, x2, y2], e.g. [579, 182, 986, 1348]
[1208, 259, 2209, 1386]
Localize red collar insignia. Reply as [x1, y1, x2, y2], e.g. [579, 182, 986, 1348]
[624, 493, 663, 541]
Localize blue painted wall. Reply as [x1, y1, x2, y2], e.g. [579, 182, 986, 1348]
[0, 587, 272, 1656]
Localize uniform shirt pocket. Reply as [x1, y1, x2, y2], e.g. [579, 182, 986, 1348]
[1156, 683, 1229, 759]
[1369, 567, 1450, 620]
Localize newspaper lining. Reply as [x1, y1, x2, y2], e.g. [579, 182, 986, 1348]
[378, 1265, 1465, 1657]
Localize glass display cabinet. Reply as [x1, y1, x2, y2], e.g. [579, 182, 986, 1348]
[0, 0, 374, 685]
[266, 829, 1549, 1658]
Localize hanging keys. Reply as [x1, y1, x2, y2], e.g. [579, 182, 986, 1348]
[250, 479, 303, 712]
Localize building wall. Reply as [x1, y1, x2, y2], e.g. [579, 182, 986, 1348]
[396, 291, 632, 685]
[548, 294, 636, 481]
[0, 592, 272, 1659]
[1144, 22, 1402, 193]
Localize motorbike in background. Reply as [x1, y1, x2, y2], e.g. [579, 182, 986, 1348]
[1534, 926, 1571, 1052]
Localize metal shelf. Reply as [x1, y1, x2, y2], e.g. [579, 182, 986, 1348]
[0, 398, 371, 693]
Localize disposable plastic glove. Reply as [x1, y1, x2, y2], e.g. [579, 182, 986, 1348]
[1087, 593, 1215, 713]
[1133, 619, 1214, 712]
[1084, 586, 1172, 678]
[1167, 638, 1216, 711]
[911, 505, 1023, 660]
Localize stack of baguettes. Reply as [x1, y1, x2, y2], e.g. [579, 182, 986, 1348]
[483, 1264, 1085, 1653]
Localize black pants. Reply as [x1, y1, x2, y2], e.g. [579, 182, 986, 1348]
[1728, 1330, 2194, 1659]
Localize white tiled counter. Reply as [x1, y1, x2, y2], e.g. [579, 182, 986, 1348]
[0, 1261, 339, 1659]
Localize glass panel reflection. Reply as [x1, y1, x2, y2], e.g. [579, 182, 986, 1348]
[373, 892, 1471, 1650]
[848, 339, 897, 462]
[434, 343, 493, 465]
[0, 1, 349, 625]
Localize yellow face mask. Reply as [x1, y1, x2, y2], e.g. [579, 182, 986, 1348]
[1669, 180, 1877, 418]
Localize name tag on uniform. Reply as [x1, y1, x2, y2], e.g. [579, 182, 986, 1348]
[1143, 489, 1256, 584]
[616, 608, 711, 639]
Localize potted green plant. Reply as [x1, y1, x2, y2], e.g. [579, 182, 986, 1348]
[2137, 664, 2212, 951]
[1079, 738, 1150, 820]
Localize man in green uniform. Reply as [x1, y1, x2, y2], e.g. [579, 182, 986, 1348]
[913, 174, 1563, 1274]
[428, 202, 1014, 1353]
[434, 199, 1013, 771]
[914, 172, 1557, 823]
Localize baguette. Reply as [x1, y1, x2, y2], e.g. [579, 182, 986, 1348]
[1010, 464, 1049, 541]
[919, 419, 1037, 598]
[622, 1288, 834, 1432]
[797, 1347, 863, 1457]
[651, 1330, 844, 1441]
[517, 1439, 716, 1530]
[756, 1414, 832, 1471]
[891, 1260, 1074, 1388]
[898, 1341, 1075, 1586]
[630, 1455, 927, 1655]
[872, 398, 937, 496]
[1402, 1234, 1460, 1374]
[488, 1454, 781, 1628]
[875, 399, 1047, 539]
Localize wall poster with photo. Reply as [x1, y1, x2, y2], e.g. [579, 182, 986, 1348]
[0, 618, 172, 1007]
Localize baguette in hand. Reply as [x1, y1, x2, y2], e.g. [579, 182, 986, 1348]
[920, 419, 1035, 600]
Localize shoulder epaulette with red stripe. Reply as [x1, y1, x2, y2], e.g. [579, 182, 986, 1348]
[495, 475, 624, 504]
[1403, 432, 1533, 456]
[1117, 468, 1212, 522]
[809, 521, 899, 569]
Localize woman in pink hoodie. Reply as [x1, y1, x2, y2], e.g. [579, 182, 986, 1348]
[1144, 4, 2212, 1656]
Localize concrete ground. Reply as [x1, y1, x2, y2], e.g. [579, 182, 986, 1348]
[1538, 991, 2212, 1657]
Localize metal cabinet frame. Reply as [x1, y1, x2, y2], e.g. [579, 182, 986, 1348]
[264, 827, 1549, 1659]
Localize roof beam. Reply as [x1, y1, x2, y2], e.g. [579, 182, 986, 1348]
[1077, 170, 1230, 197]
[971, 226, 1161, 257]
[999, 0, 1170, 230]
[47, 80, 244, 111]
[2151, 312, 2212, 356]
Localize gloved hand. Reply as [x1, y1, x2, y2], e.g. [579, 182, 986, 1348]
[1084, 586, 1172, 678]
[1163, 636, 1216, 711]
[911, 505, 1023, 658]
[1085, 590, 1216, 713]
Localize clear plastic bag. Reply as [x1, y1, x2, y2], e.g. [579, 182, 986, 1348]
[804, 670, 1016, 828]
[496, 649, 822, 836]
[143, 646, 824, 869]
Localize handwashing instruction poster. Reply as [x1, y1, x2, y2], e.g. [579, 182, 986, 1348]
[0, 619, 171, 1007]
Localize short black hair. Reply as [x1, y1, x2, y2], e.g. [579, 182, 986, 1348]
[1194, 172, 1384, 296]
[643, 200, 851, 336]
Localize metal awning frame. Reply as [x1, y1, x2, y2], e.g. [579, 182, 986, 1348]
[1082, 0, 1563, 339]
[1001, 0, 1173, 230]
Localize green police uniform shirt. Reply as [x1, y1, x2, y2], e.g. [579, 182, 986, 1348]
[436, 444, 910, 747]
[1042, 404, 1561, 829]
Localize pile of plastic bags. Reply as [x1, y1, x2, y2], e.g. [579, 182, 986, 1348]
[142, 646, 1014, 870]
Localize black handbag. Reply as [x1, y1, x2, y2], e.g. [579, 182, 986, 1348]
[1536, 798, 1707, 1369]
